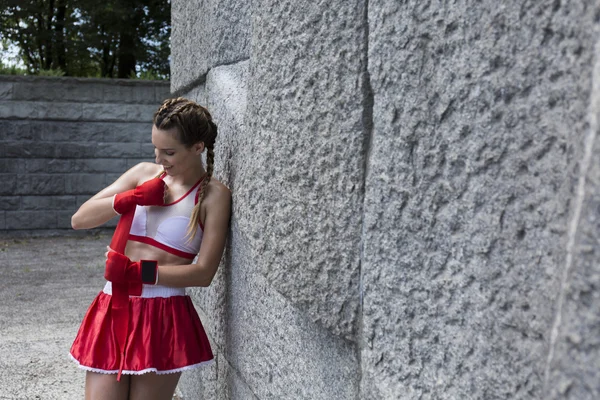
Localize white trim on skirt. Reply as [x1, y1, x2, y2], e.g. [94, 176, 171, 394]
[102, 281, 186, 298]
[69, 353, 214, 375]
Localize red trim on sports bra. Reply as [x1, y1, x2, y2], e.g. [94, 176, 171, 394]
[161, 175, 205, 206]
[128, 235, 197, 260]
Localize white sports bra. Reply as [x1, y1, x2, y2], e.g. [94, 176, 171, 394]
[128, 175, 204, 259]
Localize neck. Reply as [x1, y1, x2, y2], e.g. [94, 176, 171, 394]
[165, 160, 207, 187]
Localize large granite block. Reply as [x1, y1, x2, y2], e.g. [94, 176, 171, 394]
[0, 101, 83, 120]
[6, 211, 57, 230]
[25, 159, 73, 173]
[198, 228, 359, 399]
[20, 196, 76, 211]
[9, 76, 168, 104]
[181, 59, 360, 398]
[71, 159, 128, 173]
[360, 1, 596, 398]
[0, 197, 20, 211]
[0, 175, 17, 195]
[64, 174, 106, 195]
[0, 81, 13, 99]
[171, 0, 251, 92]
[544, 41, 600, 400]
[0, 159, 26, 173]
[234, 0, 369, 341]
[14, 174, 65, 195]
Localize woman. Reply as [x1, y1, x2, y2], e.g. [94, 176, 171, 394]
[69, 97, 231, 400]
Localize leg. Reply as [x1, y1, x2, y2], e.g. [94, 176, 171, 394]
[129, 372, 182, 400]
[85, 372, 130, 400]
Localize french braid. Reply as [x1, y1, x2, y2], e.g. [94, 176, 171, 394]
[153, 97, 218, 239]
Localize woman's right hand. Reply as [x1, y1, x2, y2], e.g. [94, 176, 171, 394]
[114, 177, 167, 214]
[71, 162, 164, 230]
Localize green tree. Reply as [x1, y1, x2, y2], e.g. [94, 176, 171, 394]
[0, 0, 170, 78]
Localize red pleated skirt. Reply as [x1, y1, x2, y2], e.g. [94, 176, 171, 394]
[70, 283, 214, 375]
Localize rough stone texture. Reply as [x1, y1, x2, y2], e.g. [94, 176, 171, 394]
[169, 0, 600, 399]
[4, 75, 167, 103]
[0, 76, 168, 234]
[361, 1, 598, 399]
[238, 0, 368, 340]
[186, 226, 359, 400]
[170, 0, 251, 92]
[177, 61, 360, 399]
[544, 38, 600, 400]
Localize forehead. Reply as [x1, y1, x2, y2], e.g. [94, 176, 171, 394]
[151, 125, 182, 147]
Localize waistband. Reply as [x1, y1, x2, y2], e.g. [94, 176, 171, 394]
[103, 282, 186, 298]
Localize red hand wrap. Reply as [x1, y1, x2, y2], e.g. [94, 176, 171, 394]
[108, 174, 164, 381]
[113, 177, 166, 214]
[105, 252, 158, 285]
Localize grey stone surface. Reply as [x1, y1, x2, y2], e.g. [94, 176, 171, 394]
[179, 60, 361, 399]
[1, 101, 157, 123]
[544, 38, 600, 400]
[1, 120, 152, 143]
[235, 0, 369, 341]
[193, 227, 359, 400]
[360, 1, 597, 399]
[14, 174, 66, 195]
[0, 196, 20, 211]
[0, 76, 165, 235]
[0, 175, 17, 195]
[6, 210, 59, 230]
[0, 158, 26, 173]
[20, 195, 76, 210]
[170, 0, 251, 92]
[5, 75, 169, 103]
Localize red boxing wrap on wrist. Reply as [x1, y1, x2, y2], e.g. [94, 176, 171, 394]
[105, 252, 158, 285]
[113, 177, 166, 214]
[108, 174, 164, 380]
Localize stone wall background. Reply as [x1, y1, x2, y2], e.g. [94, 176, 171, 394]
[172, 0, 600, 399]
[0, 76, 169, 234]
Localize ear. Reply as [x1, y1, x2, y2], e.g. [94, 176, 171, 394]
[194, 141, 205, 155]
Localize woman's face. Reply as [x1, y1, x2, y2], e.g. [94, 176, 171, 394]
[152, 125, 203, 176]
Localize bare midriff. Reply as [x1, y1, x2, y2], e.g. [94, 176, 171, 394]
[124, 240, 195, 266]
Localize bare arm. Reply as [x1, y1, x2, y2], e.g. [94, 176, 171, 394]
[155, 184, 232, 287]
[71, 162, 160, 230]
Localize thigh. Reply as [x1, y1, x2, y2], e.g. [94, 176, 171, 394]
[85, 372, 130, 400]
[129, 372, 181, 400]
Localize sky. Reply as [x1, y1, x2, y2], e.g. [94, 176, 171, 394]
[1, 42, 25, 68]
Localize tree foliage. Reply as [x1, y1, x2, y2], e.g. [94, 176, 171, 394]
[0, 0, 170, 78]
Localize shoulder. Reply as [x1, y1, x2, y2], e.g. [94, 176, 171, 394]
[206, 178, 231, 201]
[203, 177, 231, 210]
[128, 162, 164, 185]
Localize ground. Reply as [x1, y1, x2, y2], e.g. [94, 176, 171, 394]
[0, 234, 184, 400]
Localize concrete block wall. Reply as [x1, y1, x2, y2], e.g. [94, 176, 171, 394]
[172, 0, 600, 399]
[0, 76, 170, 234]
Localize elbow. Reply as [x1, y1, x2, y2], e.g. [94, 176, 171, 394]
[194, 265, 217, 287]
[197, 276, 214, 287]
[71, 213, 83, 230]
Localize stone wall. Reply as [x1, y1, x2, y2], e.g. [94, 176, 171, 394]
[0, 76, 170, 234]
[171, 1, 600, 399]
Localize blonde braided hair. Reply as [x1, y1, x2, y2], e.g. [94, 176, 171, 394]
[153, 97, 218, 239]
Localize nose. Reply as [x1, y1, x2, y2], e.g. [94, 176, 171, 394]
[154, 149, 162, 164]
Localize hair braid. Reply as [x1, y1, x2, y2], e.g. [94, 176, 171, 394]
[186, 146, 214, 239]
[154, 97, 218, 239]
